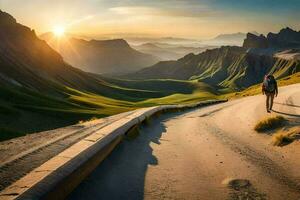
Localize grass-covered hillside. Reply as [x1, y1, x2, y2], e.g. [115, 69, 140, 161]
[0, 78, 217, 141]
[222, 72, 300, 99]
[99, 77, 218, 105]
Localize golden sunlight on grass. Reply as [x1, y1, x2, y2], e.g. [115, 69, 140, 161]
[78, 117, 98, 124]
[222, 72, 300, 100]
[254, 115, 286, 132]
[272, 127, 300, 146]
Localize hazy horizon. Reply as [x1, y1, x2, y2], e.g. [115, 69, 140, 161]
[0, 0, 300, 40]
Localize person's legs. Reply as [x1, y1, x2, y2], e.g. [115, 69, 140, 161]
[270, 93, 275, 111]
[266, 93, 270, 112]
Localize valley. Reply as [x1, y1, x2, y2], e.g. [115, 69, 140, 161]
[0, 9, 299, 143]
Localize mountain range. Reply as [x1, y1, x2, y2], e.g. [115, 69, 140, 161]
[0, 10, 217, 140]
[133, 42, 216, 60]
[123, 37, 201, 46]
[203, 32, 259, 46]
[125, 28, 300, 89]
[40, 33, 158, 75]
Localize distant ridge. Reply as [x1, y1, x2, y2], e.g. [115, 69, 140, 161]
[213, 32, 246, 41]
[203, 31, 259, 46]
[40, 33, 158, 75]
[132, 42, 213, 61]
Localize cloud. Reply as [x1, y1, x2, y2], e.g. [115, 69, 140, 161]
[68, 15, 95, 26]
[109, 5, 220, 18]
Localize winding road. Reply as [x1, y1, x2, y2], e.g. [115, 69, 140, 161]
[68, 83, 300, 200]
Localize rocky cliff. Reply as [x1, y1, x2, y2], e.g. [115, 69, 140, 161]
[243, 27, 300, 49]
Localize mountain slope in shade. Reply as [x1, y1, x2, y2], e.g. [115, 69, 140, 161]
[125, 28, 300, 89]
[0, 8, 173, 99]
[0, 10, 156, 138]
[0, 10, 119, 95]
[40, 33, 158, 75]
[0, 10, 161, 99]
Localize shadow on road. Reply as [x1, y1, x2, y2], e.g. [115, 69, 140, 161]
[67, 113, 178, 200]
[272, 110, 300, 118]
[274, 102, 300, 108]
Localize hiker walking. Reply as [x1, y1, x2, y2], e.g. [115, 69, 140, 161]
[262, 74, 278, 113]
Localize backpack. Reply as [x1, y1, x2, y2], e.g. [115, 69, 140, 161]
[263, 75, 276, 92]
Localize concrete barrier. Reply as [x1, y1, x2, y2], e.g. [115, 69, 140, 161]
[0, 99, 226, 200]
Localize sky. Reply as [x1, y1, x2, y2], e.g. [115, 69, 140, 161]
[0, 0, 299, 39]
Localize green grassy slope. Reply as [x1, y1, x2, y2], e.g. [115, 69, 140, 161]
[2, 70, 298, 141]
[222, 72, 300, 99]
[97, 77, 218, 105]
[0, 78, 217, 141]
[125, 46, 300, 90]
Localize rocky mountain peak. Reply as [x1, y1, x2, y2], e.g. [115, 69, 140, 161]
[243, 27, 300, 49]
[243, 33, 268, 48]
[279, 27, 296, 34]
[0, 9, 38, 42]
[0, 10, 17, 26]
[89, 39, 130, 48]
[275, 27, 300, 42]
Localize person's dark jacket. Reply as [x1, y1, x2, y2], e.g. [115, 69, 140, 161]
[262, 75, 278, 95]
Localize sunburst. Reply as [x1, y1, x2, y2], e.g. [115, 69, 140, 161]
[53, 25, 65, 37]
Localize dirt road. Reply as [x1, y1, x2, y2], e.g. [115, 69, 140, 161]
[68, 83, 300, 200]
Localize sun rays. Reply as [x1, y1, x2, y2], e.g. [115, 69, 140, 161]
[53, 25, 65, 37]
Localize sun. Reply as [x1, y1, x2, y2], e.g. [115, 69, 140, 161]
[53, 25, 65, 37]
